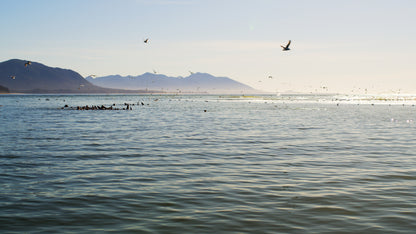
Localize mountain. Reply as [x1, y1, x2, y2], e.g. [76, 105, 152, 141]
[86, 72, 257, 94]
[0, 59, 257, 94]
[0, 59, 150, 93]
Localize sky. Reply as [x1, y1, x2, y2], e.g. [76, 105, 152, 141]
[1, 0, 416, 94]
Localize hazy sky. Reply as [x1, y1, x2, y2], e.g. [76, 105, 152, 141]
[1, 0, 416, 93]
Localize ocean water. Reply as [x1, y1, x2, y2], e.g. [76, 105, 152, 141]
[1, 94, 416, 233]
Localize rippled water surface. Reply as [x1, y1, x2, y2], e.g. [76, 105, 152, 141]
[1, 94, 416, 233]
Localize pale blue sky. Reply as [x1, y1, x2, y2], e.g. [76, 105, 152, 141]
[1, 0, 416, 93]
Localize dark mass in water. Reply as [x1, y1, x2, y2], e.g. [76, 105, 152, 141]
[62, 103, 141, 110]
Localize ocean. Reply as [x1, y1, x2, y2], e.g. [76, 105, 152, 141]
[1, 94, 416, 233]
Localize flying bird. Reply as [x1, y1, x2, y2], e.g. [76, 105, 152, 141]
[268, 75, 273, 79]
[281, 40, 291, 51]
[10, 76, 16, 80]
[144, 38, 149, 43]
[24, 61, 31, 67]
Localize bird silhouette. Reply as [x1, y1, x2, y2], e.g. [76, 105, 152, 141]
[24, 61, 31, 67]
[281, 40, 291, 51]
[10, 76, 16, 80]
[144, 38, 149, 43]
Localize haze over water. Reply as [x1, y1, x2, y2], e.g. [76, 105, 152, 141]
[1, 94, 416, 233]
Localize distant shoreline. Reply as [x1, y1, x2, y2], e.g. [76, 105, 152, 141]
[0, 90, 266, 95]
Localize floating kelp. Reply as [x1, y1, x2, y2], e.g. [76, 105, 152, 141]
[62, 103, 139, 110]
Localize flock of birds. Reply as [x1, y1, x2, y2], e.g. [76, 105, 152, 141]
[142, 38, 291, 84]
[5, 40, 408, 95]
[9, 39, 293, 91]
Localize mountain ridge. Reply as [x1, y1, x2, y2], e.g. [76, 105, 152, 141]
[86, 72, 257, 94]
[0, 59, 257, 94]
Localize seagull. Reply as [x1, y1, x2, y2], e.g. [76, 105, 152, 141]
[24, 61, 32, 67]
[268, 75, 273, 79]
[144, 38, 149, 43]
[281, 40, 291, 51]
